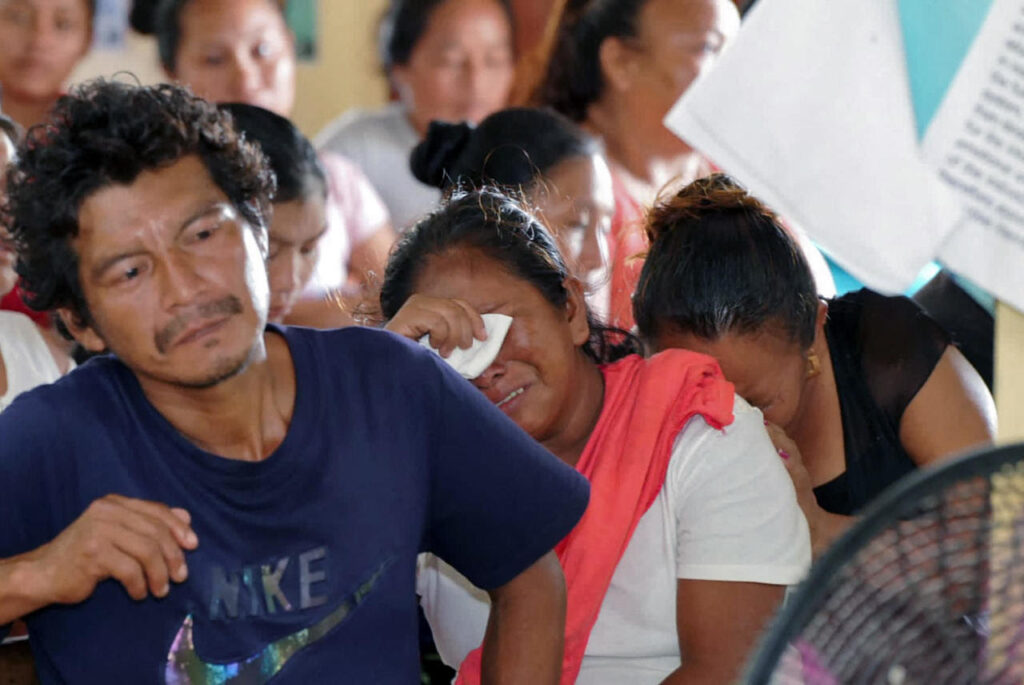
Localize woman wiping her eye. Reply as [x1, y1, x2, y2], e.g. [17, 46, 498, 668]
[380, 187, 810, 685]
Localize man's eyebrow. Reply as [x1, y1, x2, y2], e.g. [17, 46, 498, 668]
[90, 202, 229, 279]
[177, 202, 229, 236]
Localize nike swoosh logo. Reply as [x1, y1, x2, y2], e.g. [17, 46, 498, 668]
[164, 559, 391, 684]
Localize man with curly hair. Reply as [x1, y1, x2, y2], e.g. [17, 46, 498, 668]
[0, 80, 587, 684]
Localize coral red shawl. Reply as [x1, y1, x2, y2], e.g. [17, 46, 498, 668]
[456, 350, 735, 684]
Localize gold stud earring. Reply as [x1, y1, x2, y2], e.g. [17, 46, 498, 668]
[806, 351, 822, 379]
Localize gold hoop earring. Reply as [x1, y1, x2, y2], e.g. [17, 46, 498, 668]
[806, 351, 822, 379]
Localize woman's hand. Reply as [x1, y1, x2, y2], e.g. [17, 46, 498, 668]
[384, 295, 487, 358]
[764, 421, 853, 557]
[764, 423, 816, 518]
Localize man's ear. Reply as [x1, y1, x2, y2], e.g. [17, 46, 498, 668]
[57, 308, 106, 353]
[565, 277, 591, 347]
[598, 36, 639, 94]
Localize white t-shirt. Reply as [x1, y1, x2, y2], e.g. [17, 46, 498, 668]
[0, 311, 61, 413]
[315, 104, 440, 233]
[417, 396, 811, 684]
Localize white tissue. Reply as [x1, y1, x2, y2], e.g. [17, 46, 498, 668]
[419, 313, 513, 379]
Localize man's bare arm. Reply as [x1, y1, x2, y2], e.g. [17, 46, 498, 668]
[480, 551, 566, 685]
[0, 495, 197, 625]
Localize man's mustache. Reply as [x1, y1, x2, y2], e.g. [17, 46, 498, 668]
[154, 296, 244, 353]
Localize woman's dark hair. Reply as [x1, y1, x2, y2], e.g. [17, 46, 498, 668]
[220, 103, 326, 204]
[633, 173, 819, 348]
[378, 0, 514, 71]
[154, 0, 285, 72]
[5, 79, 275, 331]
[380, 187, 640, 363]
[536, 0, 650, 122]
[410, 107, 601, 191]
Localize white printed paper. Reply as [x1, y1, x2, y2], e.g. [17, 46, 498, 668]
[664, 0, 958, 294]
[924, 0, 1024, 312]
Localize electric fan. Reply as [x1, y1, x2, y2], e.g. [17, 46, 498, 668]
[744, 443, 1024, 684]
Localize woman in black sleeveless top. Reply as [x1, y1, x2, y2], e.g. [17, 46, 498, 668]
[633, 174, 996, 557]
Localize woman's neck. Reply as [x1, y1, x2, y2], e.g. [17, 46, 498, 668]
[544, 356, 606, 468]
[401, 104, 428, 140]
[585, 100, 705, 204]
[787, 339, 847, 486]
[2, 91, 57, 131]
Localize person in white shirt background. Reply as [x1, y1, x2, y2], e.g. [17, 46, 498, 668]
[316, 0, 517, 233]
[0, 114, 71, 412]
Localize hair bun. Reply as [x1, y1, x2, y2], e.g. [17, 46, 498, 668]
[410, 121, 474, 189]
[645, 173, 780, 245]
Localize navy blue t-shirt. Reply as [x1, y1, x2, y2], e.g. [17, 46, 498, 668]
[0, 326, 589, 683]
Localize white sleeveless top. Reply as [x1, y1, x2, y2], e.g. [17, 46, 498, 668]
[0, 311, 61, 413]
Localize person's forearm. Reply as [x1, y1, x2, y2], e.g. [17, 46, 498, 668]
[0, 550, 52, 625]
[481, 554, 566, 685]
[659, 660, 743, 684]
[661, 667, 723, 684]
[811, 510, 855, 558]
[283, 293, 359, 329]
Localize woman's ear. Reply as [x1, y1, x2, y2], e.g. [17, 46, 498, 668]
[390, 65, 414, 105]
[810, 299, 828, 350]
[598, 36, 639, 95]
[565, 277, 591, 347]
[57, 309, 106, 354]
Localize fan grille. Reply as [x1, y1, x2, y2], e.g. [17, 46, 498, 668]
[747, 447, 1024, 685]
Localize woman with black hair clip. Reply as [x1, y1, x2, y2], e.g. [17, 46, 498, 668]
[410, 107, 615, 319]
[381, 187, 810, 684]
[316, 0, 516, 232]
[634, 174, 997, 558]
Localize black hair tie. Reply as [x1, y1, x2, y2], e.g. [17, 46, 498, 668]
[409, 120, 474, 190]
